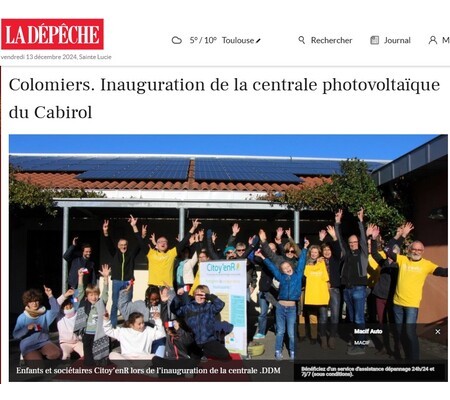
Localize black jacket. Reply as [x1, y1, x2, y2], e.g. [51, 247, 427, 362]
[63, 245, 96, 289]
[102, 232, 145, 281]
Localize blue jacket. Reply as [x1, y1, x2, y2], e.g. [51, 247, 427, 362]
[263, 248, 307, 301]
[172, 294, 224, 345]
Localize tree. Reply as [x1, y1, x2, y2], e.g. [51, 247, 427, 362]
[262, 158, 405, 235]
[9, 164, 104, 217]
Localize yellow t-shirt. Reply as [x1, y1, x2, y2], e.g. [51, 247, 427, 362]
[393, 255, 437, 308]
[367, 251, 386, 288]
[304, 261, 330, 305]
[147, 247, 178, 286]
[189, 270, 201, 296]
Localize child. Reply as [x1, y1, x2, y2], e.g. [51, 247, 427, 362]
[119, 283, 172, 357]
[103, 311, 166, 363]
[56, 288, 84, 360]
[255, 231, 307, 360]
[163, 319, 194, 360]
[303, 245, 330, 349]
[172, 285, 231, 360]
[119, 283, 170, 326]
[151, 319, 197, 376]
[13, 286, 62, 361]
[73, 264, 110, 366]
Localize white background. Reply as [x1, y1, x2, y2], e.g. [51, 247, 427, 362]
[1, 0, 449, 395]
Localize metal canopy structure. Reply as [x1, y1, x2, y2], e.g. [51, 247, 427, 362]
[55, 197, 299, 291]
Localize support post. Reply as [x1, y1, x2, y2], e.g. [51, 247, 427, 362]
[294, 209, 300, 243]
[62, 207, 70, 292]
[179, 207, 185, 240]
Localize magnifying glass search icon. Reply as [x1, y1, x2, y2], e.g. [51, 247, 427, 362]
[298, 36, 305, 44]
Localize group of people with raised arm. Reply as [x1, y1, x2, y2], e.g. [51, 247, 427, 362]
[14, 210, 447, 366]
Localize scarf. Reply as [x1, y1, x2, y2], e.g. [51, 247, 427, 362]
[73, 300, 109, 360]
[24, 306, 46, 319]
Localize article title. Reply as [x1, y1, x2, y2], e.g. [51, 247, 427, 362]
[8, 76, 441, 120]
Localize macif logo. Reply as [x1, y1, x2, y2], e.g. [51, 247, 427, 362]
[1, 19, 104, 50]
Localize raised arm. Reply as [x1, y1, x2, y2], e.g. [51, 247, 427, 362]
[383, 222, 414, 262]
[334, 209, 347, 257]
[369, 225, 386, 265]
[206, 229, 221, 260]
[274, 227, 284, 245]
[176, 219, 201, 255]
[99, 264, 111, 304]
[128, 215, 147, 255]
[259, 229, 285, 266]
[357, 208, 368, 256]
[325, 225, 342, 261]
[102, 219, 116, 256]
[63, 237, 79, 262]
[77, 268, 86, 300]
[226, 223, 240, 247]
[242, 235, 259, 259]
[205, 293, 225, 314]
[43, 285, 60, 325]
[57, 288, 75, 306]
[117, 282, 136, 321]
[255, 249, 283, 282]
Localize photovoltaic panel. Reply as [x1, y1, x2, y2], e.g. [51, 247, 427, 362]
[76, 158, 189, 180]
[10, 155, 385, 183]
[194, 158, 384, 182]
[195, 159, 313, 182]
[10, 156, 190, 180]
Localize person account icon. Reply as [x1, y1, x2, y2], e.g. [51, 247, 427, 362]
[370, 36, 379, 45]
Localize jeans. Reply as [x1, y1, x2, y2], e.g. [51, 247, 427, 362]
[111, 279, 133, 328]
[151, 337, 166, 358]
[393, 305, 419, 360]
[257, 291, 270, 335]
[275, 303, 296, 353]
[376, 297, 399, 354]
[306, 305, 328, 338]
[343, 286, 367, 343]
[329, 287, 341, 337]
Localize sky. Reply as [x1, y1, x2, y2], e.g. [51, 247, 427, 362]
[9, 134, 440, 161]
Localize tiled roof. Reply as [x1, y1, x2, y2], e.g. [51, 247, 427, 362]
[14, 171, 329, 192]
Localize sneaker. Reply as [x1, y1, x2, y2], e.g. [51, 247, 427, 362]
[319, 337, 327, 350]
[275, 351, 283, 361]
[290, 351, 295, 360]
[346, 346, 366, 356]
[253, 333, 266, 340]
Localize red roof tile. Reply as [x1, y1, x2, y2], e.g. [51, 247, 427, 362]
[14, 172, 329, 192]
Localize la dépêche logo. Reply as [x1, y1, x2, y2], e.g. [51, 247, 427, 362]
[1, 19, 103, 50]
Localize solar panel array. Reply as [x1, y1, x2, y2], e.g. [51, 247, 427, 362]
[10, 156, 190, 181]
[195, 158, 346, 182]
[10, 155, 385, 183]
